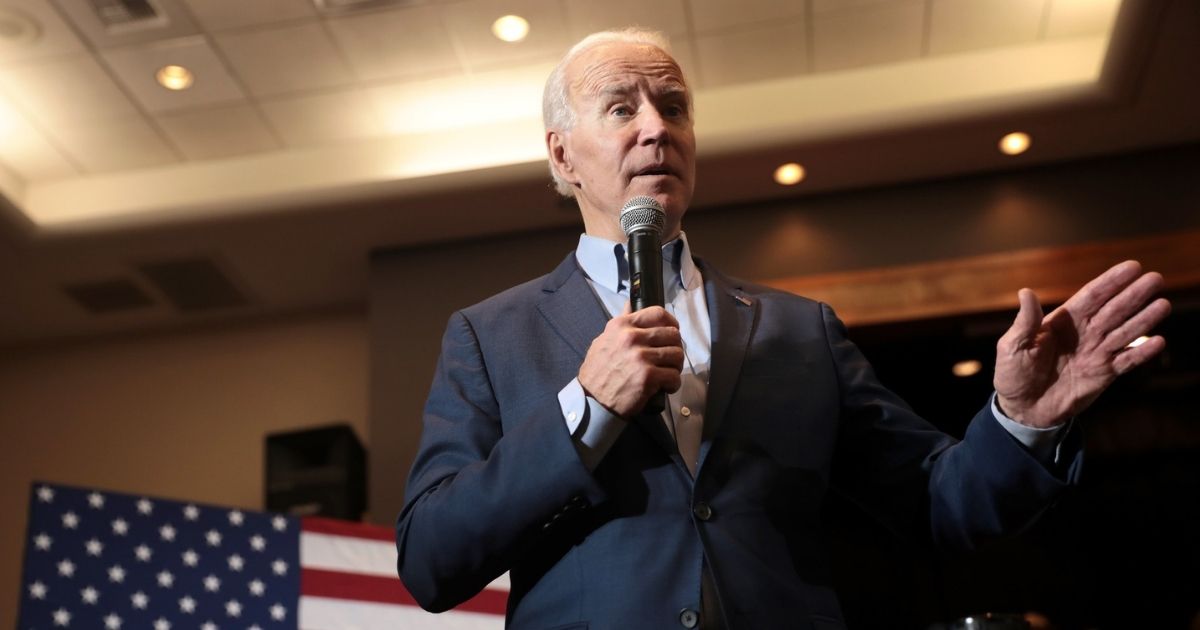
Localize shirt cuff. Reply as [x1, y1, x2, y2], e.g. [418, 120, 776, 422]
[558, 378, 627, 471]
[990, 392, 1069, 463]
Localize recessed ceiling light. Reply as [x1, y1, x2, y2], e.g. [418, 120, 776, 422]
[155, 65, 194, 91]
[951, 359, 983, 378]
[491, 15, 529, 43]
[998, 131, 1031, 156]
[773, 162, 805, 185]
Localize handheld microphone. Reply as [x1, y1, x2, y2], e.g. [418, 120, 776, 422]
[619, 196, 667, 414]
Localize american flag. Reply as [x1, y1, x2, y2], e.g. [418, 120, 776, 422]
[18, 482, 507, 629]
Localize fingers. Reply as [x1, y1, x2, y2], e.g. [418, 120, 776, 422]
[1000, 288, 1044, 351]
[1099, 297, 1172, 354]
[1113, 335, 1166, 375]
[1061, 260, 1143, 319]
[1090, 271, 1165, 339]
[626, 305, 679, 329]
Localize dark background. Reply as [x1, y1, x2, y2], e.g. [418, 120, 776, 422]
[828, 288, 1200, 630]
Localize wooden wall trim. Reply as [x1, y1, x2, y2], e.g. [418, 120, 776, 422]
[766, 229, 1200, 327]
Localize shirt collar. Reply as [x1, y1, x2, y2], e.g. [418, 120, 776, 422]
[576, 231, 701, 295]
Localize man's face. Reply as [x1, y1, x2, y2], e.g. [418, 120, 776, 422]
[552, 41, 696, 239]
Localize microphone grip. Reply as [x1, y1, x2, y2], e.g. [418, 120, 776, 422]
[627, 229, 666, 415]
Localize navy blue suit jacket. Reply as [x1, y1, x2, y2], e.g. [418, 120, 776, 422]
[395, 253, 1082, 629]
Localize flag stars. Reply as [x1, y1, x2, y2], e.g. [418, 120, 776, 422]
[137, 498, 154, 515]
[271, 559, 288, 576]
[131, 591, 149, 609]
[85, 538, 104, 556]
[159, 524, 176, 541]
[111, 518, 129, 536]
[272, 515, 288, 531]
[135, 544, 153, 562]
[201, 622, 217, 630]
[204, 574, 221, 592]
[35, 533, 52, 550]
[38, 486, 55, 502]
[178, 595, 196, 613]
[103, 613, 122, 629]
[183, 504, 200, 521]
[62, 511, 79, 529]
[249, 535, 266, 551]
[227, 554, 245, 571]
[225, 599, 242, 617]
[153, 617, 171, 630]
[88, 492, 105, 509]
[248, 579, 265, 596]
[108, 565, 126, 583]
[182, 549, 199, 567]
[270, 603, 287, 621]
[58, 559, 76, 577]
[29, 580, 48, 599]
[156, 570, 175, 588]
[228, 510, 244, 526]
[52, 607, 71, 627]
[205, 530, 222, 547]
[81, 586, 99, 604]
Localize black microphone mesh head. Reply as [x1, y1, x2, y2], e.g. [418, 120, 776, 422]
[619, 196, 666, 236]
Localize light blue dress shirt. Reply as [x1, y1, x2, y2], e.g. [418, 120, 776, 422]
[558, 232, 1066, 472]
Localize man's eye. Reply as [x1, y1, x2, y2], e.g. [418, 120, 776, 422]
[611, 105, 632, 117]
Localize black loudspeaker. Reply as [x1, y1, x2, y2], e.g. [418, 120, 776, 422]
[265, 423, 366, 521]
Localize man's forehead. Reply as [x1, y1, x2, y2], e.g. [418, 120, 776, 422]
[568, 41, 688, 97]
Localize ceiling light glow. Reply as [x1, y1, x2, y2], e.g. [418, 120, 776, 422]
[952, 359, 983, 378]
[156, 65, 194, 91]
[999, 131, 1031, 155]
[774, 162, 806, 185]
[492, 15, 529, 43]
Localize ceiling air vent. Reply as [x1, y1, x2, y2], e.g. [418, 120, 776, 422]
[136, 257, 249, 313]
[63, 278, 154, 314]
[88, 0, 167, 32]
[311, 0, 419, 16]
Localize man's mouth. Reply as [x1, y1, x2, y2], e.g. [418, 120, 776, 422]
[634, 166, 675, 178]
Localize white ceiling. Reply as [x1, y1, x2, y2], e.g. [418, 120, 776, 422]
[1, 0, 1199, 347]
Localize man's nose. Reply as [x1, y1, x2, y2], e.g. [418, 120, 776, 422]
[637, 106, 670, 146]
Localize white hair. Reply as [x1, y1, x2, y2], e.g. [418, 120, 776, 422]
[543, 28, 678, 198]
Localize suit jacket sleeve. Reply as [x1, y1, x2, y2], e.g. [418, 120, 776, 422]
[821, 302, 1084, 551]
[394, 310, 607, 612]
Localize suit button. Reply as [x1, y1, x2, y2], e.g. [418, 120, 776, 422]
[679, 608, 699, 628]
[693, 502, 712, 521]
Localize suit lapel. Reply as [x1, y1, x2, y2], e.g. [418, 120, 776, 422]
[696, 260, 757, 472]
[535, 254, 608, 361]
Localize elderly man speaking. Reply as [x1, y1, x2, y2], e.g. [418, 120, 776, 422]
[395, 29, 1170, 630]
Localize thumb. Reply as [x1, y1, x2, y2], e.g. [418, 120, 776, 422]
[1007, 288, 1044, 349]
[621, 300, 632, 316]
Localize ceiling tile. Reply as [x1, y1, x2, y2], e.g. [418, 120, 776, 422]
[180, 0, 318, 31]
[0, 94, 77, 181]
[440, 0, 572, 70]
[695, 22, 807, 89]
[563, 0, 689, 40]
[929, 0, 1045, 56]
[260, 89, 383, 148]
[0, 54, 139, 126]
[689, 0, 805, 34]
[100, 36, 248, 113]
[52, 117, 178, 173]
[813, 0, 924, 72]
[0, 0, 88, 64]
[812, 0, 900, 13]
[156, 104, 280, 160]
[325, 4, 461, 81]
[52, 0, 200, 49]
[366, 62, 551, 135]
[1045, 0, 1122, 39]
[214, 21, 353, 97]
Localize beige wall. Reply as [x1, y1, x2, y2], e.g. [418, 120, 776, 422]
[0, 310, 368, 627]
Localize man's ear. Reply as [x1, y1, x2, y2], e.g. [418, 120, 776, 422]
[546, 130, 580, 186]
